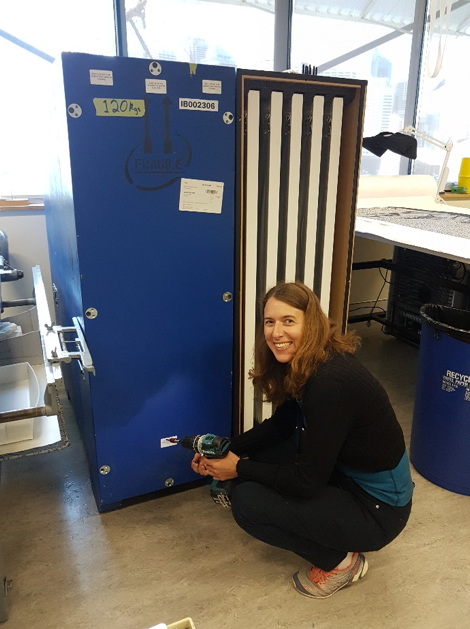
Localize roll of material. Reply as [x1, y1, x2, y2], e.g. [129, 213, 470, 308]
[358, 175, 438, 199]
[356, 175, 444, 212]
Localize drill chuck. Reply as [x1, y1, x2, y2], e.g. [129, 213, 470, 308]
[179, 433, 231, 459]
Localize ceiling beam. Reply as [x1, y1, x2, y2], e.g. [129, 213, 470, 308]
[0, 29, 54, 63]
[360, 0, 380, 20]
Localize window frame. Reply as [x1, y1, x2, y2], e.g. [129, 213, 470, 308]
[2, 0, 455, 199]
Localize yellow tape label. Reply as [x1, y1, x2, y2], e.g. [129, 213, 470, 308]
[93, 98, 145, 117]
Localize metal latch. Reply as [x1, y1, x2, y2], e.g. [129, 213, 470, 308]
[44, 317, 95, 375]
[32, 266, 95, 377]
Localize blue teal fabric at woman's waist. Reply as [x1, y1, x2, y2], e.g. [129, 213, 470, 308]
[336, 451, 413, 506]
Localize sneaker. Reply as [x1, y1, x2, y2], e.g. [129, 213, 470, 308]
[292, 553, 368, 599]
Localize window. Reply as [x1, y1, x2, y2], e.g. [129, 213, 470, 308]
[2, 1, 468, 197]
[291, 1, 418, 176]
[0, 0, 116, 199]
[413, 1, 470, 185]
[125, 0, 275, 69]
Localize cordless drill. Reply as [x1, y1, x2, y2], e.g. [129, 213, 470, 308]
[171, 434, 237, 507]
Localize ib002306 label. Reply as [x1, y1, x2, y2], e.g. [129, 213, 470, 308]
[179, 98, 219, 112]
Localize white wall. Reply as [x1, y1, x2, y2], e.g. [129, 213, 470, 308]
[350, 237, 394, 310]
[0, 211, 54, 317]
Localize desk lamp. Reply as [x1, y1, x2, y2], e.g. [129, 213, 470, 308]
[401, 125, 453, 203]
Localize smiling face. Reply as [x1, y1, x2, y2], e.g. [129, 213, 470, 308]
[263, 297, 305, 363]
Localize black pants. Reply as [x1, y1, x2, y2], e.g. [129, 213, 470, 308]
[230, 436, 412, 571]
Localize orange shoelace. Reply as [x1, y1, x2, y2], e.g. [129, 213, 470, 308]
[308, 554, 356, 585]
[308, 565, 340, 585]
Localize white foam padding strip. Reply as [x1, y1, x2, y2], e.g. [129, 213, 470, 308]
[320, 97, 343, 314]
[244, 90, 260, 432]
[265, 91, 283, 292]
[285, 93, 304, 281]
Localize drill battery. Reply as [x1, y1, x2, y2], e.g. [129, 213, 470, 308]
[210, 478, 240, 507]
[176, 433, 238, 507]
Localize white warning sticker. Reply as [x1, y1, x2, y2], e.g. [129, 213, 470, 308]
[90, 69, 113, 86]
[202, 80, 222, 94]
[179, 98, 218, 111]
[146, 79, 167, 94]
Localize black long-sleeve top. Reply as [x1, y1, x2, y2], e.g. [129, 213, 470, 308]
[230, 352, 409, 501]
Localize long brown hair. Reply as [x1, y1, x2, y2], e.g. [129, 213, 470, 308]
[249, 282, 360, 403]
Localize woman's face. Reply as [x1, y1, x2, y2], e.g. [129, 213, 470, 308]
[264, 297, 305, 363]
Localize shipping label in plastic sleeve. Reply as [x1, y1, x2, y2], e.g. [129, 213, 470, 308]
[179, 178, 224, 214]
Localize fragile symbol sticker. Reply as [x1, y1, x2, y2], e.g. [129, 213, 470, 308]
[93, 98, 145, 117]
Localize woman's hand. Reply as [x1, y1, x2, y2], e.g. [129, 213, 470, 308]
[190, 453, 211, 476]
[199, 451, 240, 481]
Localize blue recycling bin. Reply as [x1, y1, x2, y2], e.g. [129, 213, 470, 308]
[411, 305, 470, 495]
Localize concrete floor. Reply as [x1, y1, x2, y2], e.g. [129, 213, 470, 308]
[1, 322, 470, 628]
